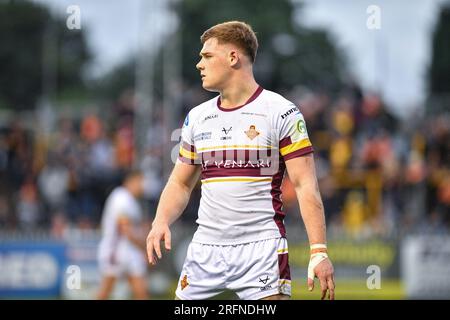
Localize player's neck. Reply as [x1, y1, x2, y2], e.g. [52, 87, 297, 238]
[219, 74, 259, 109]
[124, 184, 138, 198]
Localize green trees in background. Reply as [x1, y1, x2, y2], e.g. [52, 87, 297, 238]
[97, 0, 347, 101]
[0, 1, 90, 110]
[428, 5, 450, 96]
[178, 0, 346, 92]
[0, 0, 346, 109]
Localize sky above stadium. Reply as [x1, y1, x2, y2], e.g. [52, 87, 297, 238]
[34, 0, 448, 118]
[299, 0, 447, 117]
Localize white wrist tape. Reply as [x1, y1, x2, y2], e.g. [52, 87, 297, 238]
[308, 252, 328, 280]
[310, 244, 327, 250]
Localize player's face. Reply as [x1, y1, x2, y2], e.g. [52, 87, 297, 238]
[132, 174, 145, 198]
[196, 38, 233, 92]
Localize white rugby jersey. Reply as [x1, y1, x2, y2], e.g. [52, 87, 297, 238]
[98, 187, 143, 261]
[179, 86, 313, 245]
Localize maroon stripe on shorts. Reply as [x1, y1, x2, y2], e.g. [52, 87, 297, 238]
[278, 251, 291, 280]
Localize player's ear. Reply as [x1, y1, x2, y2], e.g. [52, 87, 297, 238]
[229, 50, 240, 67]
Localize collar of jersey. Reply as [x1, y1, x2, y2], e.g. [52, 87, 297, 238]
[216, 85, 264, 112]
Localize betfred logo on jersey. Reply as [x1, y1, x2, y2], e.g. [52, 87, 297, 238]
[280, 106, 298, 119]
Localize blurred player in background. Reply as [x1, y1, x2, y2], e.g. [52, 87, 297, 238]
[146, 21, 335, 300]
[97, 170, 149, 300]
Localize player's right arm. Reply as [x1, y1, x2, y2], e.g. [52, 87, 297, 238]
[146, 162, 201, 265]
[117, 215, 147, 252]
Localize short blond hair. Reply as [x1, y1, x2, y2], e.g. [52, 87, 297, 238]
[200, 21, 258, 63]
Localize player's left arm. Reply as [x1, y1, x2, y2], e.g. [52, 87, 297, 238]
[285, 154, 335, 300]
[118, 215, 146, 252]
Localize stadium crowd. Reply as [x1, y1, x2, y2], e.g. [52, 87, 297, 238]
[0, 85, 448, 238]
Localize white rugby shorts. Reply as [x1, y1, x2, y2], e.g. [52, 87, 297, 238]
[98, 247, 147, 278]
[175, 237, 291, 300]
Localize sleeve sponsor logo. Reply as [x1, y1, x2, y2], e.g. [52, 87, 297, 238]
[280, 106, 299, 119]
[296, 119, 307, 134]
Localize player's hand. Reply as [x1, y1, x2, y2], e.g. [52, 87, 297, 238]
[117, 216, 132, 236]
[307, 256, 335, 300]
[146, 222, 171, 266]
